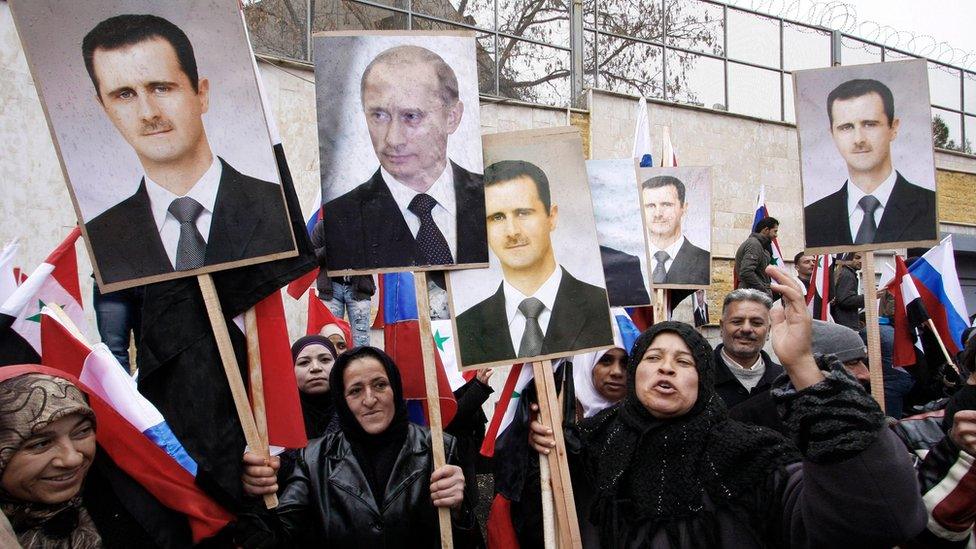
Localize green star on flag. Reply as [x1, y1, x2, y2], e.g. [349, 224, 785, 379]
[770, 256, 779, 266]
[26, 299, 56, 323]
[434, 329, 450, 351]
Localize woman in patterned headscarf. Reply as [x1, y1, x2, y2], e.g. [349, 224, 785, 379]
[0, 372, 101, 548]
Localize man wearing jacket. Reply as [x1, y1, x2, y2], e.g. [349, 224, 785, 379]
[734, 217, 778, 296]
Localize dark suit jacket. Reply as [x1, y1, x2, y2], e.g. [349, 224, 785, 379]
[713, 345, 785, 409]
[322, 162, 487, 271]
[456, 267, 613, 366]
[599, 245, 650, 307]
[804, 172, 937, 248]
[85, 158, 295, 286]
[664, 238, 710, 285]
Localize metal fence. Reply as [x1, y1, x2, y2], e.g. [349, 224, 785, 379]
[244, 0, 975, 153]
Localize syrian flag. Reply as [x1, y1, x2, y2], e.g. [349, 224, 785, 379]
[571, 309, 640, 419]
[430, 318, 475, 391]
[806, 254, 833, 321]
[0, 239, 40, 366]
[0, 228, 84, 356]
[0, 239, 18, 305]
[888, 256, 930, 367]
[480, 363, 533, 458]
[381, 272, 457, 426]
[306, 288, 352, 345]
[907, 236, 971, 355]
[37, 312, 233, 541]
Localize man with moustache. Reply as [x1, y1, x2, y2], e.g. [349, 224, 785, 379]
[712, 289, 784, 408]
[794, 251, 816, 292]
[642, 175, 710, 286]
[804, 78, 936, 248]
[322, 45, 487, 272]
[455, 160, 612, 365]
[82, 14, 294, 285]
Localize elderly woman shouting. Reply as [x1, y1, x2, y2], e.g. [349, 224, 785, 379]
[531, 267, 926, 548]
[241, 346, 478, 547]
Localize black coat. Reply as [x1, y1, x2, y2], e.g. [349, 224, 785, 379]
[599, 245, 650, 307]
[803, 172, 937, 248]
[455, 267, 613, 366]
[663, 239, 710, 286]
[831, 265, 864, 331]
[85, 158, 296, 286]
[322, 163, 487, 272]
[276, 424, 477, 548]
[712, 345, 784, 409]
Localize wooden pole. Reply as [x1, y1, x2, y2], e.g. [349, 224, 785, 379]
[925, 318, 963, 377]
[244, 308, 270, 450]
[653, 288, 667, 325]
[197, 275, 277, 508]
[539, 454, 557, 549]
[861, 252, 886, 413]
[412, 271, 453, 549]
[532, 361, 582, 549]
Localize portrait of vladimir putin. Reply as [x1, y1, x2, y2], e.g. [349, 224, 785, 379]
[455, 160, 612, 366]
[321, 44, 487, 273]
[81, 14, 294, 286]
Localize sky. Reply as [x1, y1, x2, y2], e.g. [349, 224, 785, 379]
[748, 0, 976, 66]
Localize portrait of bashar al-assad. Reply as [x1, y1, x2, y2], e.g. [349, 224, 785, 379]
[794, 60, 938, 253]
[9, 3, 296, 291]
[452, 154, 613, 369]
[314, 33, 487, 275]
[638, 167, 712, 289]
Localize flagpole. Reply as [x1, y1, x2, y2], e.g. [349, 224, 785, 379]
[861, 253, 886, 413]
[925, 318, 963, 377]
[244, 308, 271, 451]
[412, 271, 454, 549]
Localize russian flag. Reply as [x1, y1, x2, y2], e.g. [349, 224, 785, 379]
[0, 228, 84, 356]
[381, 272, 457, 426]
[907, 236, 971, 355]
[888, 256, 931, 368]
[37, 310, 233, 541]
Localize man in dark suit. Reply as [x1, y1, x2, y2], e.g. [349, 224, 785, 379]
[81, 14, 294, 286]
[804, 78, 937, 248]
[641, 175, 710, 285]
[322, 45, 487, 272]
[599, 245, 650, 307]
[456, 161, 612, 366]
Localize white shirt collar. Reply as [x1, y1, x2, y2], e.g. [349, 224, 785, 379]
[144, 156, 222, 234]
[649, 234, 685, 260]
[846, 168, 897, 218]
[502, 266, 563, 325]
[380, 164, 456, 220]
[720, 348, 764, 372]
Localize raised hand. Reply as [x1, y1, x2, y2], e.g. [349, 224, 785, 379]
[767, 265, 824, 390]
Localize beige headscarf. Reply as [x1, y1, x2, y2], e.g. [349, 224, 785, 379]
[0, 373, 100, 548]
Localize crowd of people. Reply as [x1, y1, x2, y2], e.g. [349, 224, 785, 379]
[2, 264, 974, 548]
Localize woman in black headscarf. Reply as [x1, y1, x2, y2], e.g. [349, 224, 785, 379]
[240, 346, 479, 547]
[290, 335, 340, 440]
[530, 266, 927, 548]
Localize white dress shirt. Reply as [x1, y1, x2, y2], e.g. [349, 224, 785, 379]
[720, 348, 766, 391]
[144, 156, 222, 268]
[381, 164, 458, 260]
[649, 235, 685, 276]
[846, 168, 897, 242]
[502, 267, 563, 355]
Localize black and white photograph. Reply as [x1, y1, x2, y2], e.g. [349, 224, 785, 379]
[794, 59, 938, 253]
[637, 166, 712, 289]
[587, 159, 652, 307]
[448, 127, 613, 370]
[313, 31, 486, 275]
[9, 0, 296, 291]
